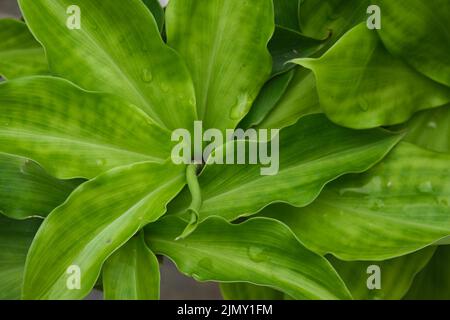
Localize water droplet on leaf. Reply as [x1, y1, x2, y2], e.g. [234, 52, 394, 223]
[417, 181, 433, 193]
[230, 94, 250, 120]
[247, 246, 267, 263]
[141, 68, 153, 83]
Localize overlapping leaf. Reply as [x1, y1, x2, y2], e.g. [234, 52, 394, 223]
[0, 216, 40, 299]
[263, 143, 450, 260]
[103, 234, 160, 300]
[19, 0, 196, 130]
[169, 114, 400, 222]
[145, 216, 352, 300]
[22, 161, 185, 299]
[294, 24, 450, 129]
[0, 19, 47, 79]
[0, 152, 82, 219]
[166, 0, 273, 131]
[0, 77, 172, 179]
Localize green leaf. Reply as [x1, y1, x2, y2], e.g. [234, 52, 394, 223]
[294, 24, 450, 129]
[263, 143, 450, 260]
[375, 0, 450, 87]
[402, 104, 450, 154]
[145, 216, 352, 300]
[103, 233, 160, 300]
[0, 19, 47, 80]
[22, 161, 185, 299]
[298, 0, 368, 46]
[273, 0, 301, 31]
[220, 283, 284, 300]
[240, 70, 295, 129]
[142, 0, 165, 32]
[169, 114, 401, 222]
[19, 0, 196, 130]
[166, 0, 273, 131]
[404, 246, 450, 300]
[0, 216, 40, 300]
[0, 152, 82, 219]
[329, 247, 435, 300]
[0, 76, 172, 179]
[257, 68, 321, 129]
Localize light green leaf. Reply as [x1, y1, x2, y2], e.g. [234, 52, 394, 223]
[0, 19, 47, 80]
[169, 114, 401, 222]
[0, 77, 172, 179]
[103, 234, 160, 300]
[22, 161, 185, 299]
[0, 216, 40, 300]
[402, 104, 450, 154]
[0, 152, 82, 220]
[264, 143, 450, 260]
[375, 0, 450, 87]
[257, 67, 321, 130]
[294, 24, 450, 129]
[298, 0, 368, 46]
[329, 247, 435, 300]
[19, 0, 196, 130]
[166, 0, 273, 131]
[220, 283, 284, 300]
[404, 246, 450, 300]
[240, 70, 295, 129]
[145, 216, 352, 300]
[273, 0, 301, 31]
[142, 0, 165, 32]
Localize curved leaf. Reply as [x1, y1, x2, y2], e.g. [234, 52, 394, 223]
[220, 283, 284, 300]
[103, 234, 160, 300]
[0, 216, 40, 300]
[166, 0, 273, 131]
[0, 152, 82, 219]
[294, 24, 450, 129]
[169, 114, 401, 222]
[264, 143, 450, 260]
[142, 0, 165, 32]
[22, 161, 185, 299]
[375, 0, 450, 86]
[329, 247, 435, 300]
[19, 0, 196, 130]
[0, 77, 171, 179]
[0, 19, 47, 80]
[404, 246, 450, 300]
[145, 216, 352, 300]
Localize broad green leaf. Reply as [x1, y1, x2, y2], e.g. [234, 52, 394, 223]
[240, 70, 294, 129]
[0, 19, 47, 80]
[404, 246, 450, 300]
[0, 77, 172, 179]
[0, 152, 82, 219]
[375, 0, 450, 87]
[257, 68, 321, 129]
[298, 0, 368, 46]
[273, 0, 301, 31]
[169, 114, 401, 222]
[19, 0, 196, 130]
[103, 234, 160, 300]
[166, 0, 273, 131]
[264, 143, 450, 260]
[22, 161, 185, 299]
[329, 247, 435, 300]
[142, 0, 165, 32]
[0, 216, 40, 300]
[269, 26, 325, 76]
[402, 104, 450, 154]
[294, 24, 450, 129]
[145, 216, 352, 300]
[220, 283, 284, 300]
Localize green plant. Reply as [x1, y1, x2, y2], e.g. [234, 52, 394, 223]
[0, 0, 449, 300]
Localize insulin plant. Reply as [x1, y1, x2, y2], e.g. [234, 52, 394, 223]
[0, 0, 449, 300]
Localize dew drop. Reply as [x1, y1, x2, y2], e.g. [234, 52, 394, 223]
[141, 68, 153, 83]
[230, 94, 250, 120]
[386, 181, 393, 188]
[417, 181, 433, 194]
[247, 246, 267, 263]
[358, 97, 370, 112]
[427, 121, 437, 129]
[96, 159, 107, 166]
